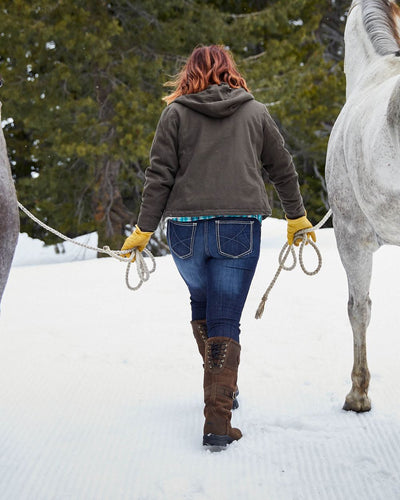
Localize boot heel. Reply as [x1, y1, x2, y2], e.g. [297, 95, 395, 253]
[203, 433, 235, 450]
[232, 388, 239, 410]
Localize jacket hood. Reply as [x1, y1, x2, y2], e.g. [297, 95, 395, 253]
[173, 83, 254, 118]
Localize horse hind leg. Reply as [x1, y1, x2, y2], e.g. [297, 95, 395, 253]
[335, 221, 377, 412]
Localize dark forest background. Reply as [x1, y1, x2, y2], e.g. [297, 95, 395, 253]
[0, 0, 349, 253]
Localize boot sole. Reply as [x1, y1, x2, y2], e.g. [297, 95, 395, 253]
[203, 433, 235, 450]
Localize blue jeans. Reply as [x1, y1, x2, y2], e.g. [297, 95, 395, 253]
[167, 218, 261, 342]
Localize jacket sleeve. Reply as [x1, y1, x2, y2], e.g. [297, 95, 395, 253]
[261, 108, 305, 219]
[137, 106, 179, 232]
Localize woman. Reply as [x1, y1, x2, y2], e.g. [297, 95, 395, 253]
[121, 45, 315, 450]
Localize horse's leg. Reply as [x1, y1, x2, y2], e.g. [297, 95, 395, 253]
[343, 249, 373, 412]
[0, 104, 19, 306]
[334, 218, 377, 412]
[0, 224, 18, 305]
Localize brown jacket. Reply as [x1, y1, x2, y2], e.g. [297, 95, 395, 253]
[137, 84, 305, 232]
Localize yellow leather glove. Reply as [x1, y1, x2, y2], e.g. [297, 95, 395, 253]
[120, 225, 153, 260]
[286, 215, 316, 246]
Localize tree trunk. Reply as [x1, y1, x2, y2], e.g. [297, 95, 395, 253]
[93, 157, 132, 257]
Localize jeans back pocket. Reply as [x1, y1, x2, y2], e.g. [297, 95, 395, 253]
[167, 220, 197, 259]
[216, 220, 254, 258]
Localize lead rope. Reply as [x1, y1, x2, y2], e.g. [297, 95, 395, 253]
[255, 209, 332, 319]
[17, 201, 156, 291]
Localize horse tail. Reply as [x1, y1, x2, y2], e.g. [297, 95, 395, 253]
[387, 77, 400, 149]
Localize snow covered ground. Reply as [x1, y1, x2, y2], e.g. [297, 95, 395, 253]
[1, 218, 400, 500]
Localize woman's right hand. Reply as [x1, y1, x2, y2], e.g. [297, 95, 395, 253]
[121, 226, 153, 261]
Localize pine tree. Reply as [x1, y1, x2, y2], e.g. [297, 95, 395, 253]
[1, 0, 347, 249]
[222, 0, 347, 221]
[1, 0, 226, 250]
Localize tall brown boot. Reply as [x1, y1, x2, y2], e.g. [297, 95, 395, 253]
[191, 320, 239, 410]
[203, 336, 242, 449]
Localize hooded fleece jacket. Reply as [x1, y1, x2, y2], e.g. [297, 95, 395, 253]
[137, 83, 305, 232]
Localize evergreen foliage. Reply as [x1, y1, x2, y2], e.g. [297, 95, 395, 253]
[0, 0, 348, 251]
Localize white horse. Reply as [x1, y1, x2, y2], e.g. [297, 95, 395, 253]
[326, 0, 400, 412]
[0, 101, 19, 307]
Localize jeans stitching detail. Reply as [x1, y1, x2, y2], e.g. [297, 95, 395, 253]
[168, 221, 197, 259]
[216, 220, 254, 258]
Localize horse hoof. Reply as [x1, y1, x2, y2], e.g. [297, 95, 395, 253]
[343, 392, 371, 413]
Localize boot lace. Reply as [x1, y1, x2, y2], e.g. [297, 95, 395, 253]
[198, 325, 207, 343]
[207, 341, 228, 369]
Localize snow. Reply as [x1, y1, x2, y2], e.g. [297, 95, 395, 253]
[12, 232, 98, 266]
[1, 218, 400, 500]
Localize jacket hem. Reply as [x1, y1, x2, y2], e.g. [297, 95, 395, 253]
[164, 209, 271, 218]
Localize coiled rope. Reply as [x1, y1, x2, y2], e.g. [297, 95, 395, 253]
[17, 201, 156, 291]
[255, 209, 332, 319]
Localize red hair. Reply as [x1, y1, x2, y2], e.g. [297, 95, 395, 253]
[163, 45, 249, 104]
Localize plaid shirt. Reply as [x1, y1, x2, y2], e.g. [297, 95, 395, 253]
[170, 214, 262, 223]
